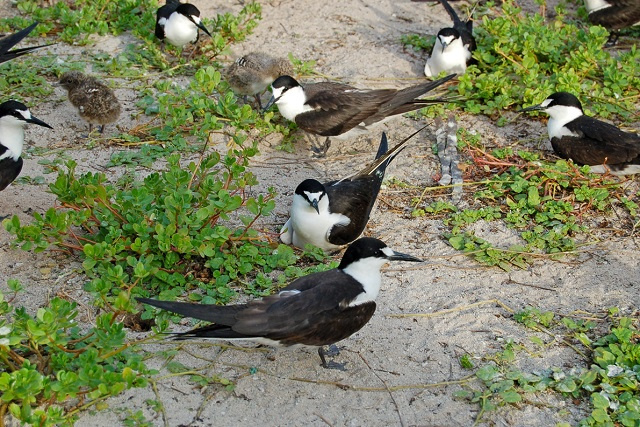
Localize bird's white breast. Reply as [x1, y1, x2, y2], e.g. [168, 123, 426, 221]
[274, 86, 315, 120]
[343, 256, 388, 306]
[425, 37, 468, 77]
[288, 193, 350, 251]
[584, 0, 611, 13]
[544, 105, 583, 139]
[164, 13, 199, 46]
[0, 115, 27, 160]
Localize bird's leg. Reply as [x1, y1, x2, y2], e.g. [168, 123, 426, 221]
[99, 124, 105, 134]
[311, 136, 331, 158]
[317, 346, 347, 371]
[253, 94, 263, 110]
[605, 31, 620, 47]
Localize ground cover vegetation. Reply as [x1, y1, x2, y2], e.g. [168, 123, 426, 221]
[0, 0, 638, 424]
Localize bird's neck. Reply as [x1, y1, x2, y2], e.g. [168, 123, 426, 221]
[342, 258, 386, 306]
[0, 118, 25, 159]
[584, 0, 611, 13]
[276, 86, 313, 120]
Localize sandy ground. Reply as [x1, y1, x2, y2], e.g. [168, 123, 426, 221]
[1, 0, 639, 426]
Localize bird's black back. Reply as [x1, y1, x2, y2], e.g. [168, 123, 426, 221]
[552, 115, 640, 166]
[322, 134, 390, 245]
[587, 0, 640, 30]
[437, 0, 476, 52]
[0, 150, 23, 191]
[139, 268, 376, 347]
[155, 0, 181, 39]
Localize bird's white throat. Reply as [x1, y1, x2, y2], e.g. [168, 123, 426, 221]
[165, 13, 199, 46]
[544, 104, 583, 139]
[0, 114, 27, 160]
[343, 256, 389, 306]
[274, 85, 314, 120]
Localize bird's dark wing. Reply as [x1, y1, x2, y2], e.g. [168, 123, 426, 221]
[436, 0, 475, 52]
[232, 270, 367, 339]
[0, 22, 50, 64]
[139, 269, 374, 347]
[552, 116, 640, 166]
[297, 83, 397, 136]
[273, 301, 376, 346]
[324, 177, 381, 245]
[367, 74, 456, 123]
[588, 0, 640, 29]
[155, 2, 180, 38]
[0, 154, 23, 191]
[136, 297, 247, 326]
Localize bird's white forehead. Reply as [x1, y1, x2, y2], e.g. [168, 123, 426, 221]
[304, 190, 323, 201]
[381, 247, 394, 257]
[272, 86, 285, 99]
[17, 109, 31, 120]
[438, 35, 456, 44]
[540, 98, 553, 108]
[191, 15, 201, 23]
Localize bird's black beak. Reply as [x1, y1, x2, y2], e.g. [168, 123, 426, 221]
[27, 115, 53, 129]
[518, 104, 543, 113]
[387, 250, 423, 263]
[263, 94, 278, 112]
[194, 22, 211, 37]
[441, 40, 448, 52]
[310, 199, 320, 214]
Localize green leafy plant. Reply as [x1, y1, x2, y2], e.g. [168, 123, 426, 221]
[455, 308, 640, 426]
[4, 144, 303, 311]
[0, 284, 151, 426]
[403, 0, 640, 121]
[412, 145, 637, 270]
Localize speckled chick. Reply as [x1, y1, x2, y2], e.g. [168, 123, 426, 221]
[225, 52, 294, 108]
[59, 71, 121, 134]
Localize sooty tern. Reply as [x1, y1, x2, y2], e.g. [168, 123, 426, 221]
[264, 73, 455, 155]
[225, 52, 294, 109]
[281, 127, 425, 251]
[0, 100, 53, 192]
[0, 22, 52, 64]
[520, 92, 640, 175]
[137, 237, 423, 369]
[414, 0, 476, 77]
[155, 0, 212, 48]
[584, 0, 640, 45]
[59, 71, 121, 134]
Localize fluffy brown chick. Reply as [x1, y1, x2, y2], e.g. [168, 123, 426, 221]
[59, 71, 121, 134]
[225, 52, 293, 109]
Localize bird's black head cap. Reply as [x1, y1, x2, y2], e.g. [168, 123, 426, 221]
[295, 178, 325, 196]
[176, 3, 201, 17]
[437, 27, 461, 39]
[0, 100, 29, 116]
[339, 238, 389, 269]
[272, 75, 301, 91]
[546, 92, 583, 111]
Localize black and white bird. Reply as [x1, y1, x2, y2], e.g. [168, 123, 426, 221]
[414, 0, 476, 77]
[584, 0, 640, 45]
[264, 73, 454, 155]
[281, 127, 424, 251]
[0, 100, 53, 192]
[155, 0, 212, 48]
[225, 52, 294, 109]
[0, 22, 51, 64]
[137, 237, 422, 369]
[520, 92, 640, 175]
